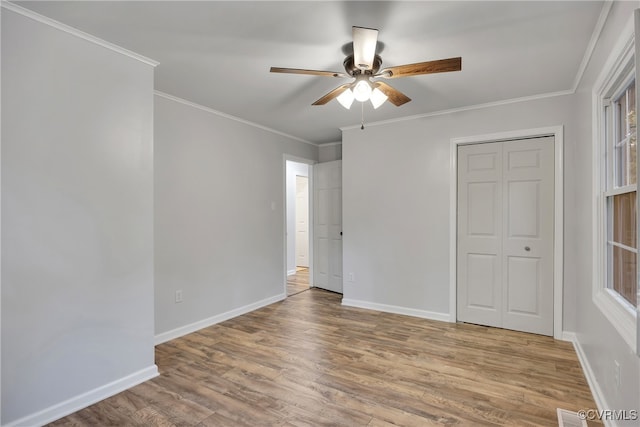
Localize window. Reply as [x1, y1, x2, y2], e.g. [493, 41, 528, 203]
[606, 80, 637, 308]
[593, 20, 637, 351]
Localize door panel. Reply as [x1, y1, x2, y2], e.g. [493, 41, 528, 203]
[468, 182, 499, 236]
[458, 137, 554, 336]
[467, 253, 499, 309]
[330, 238, 343, 291]
[457, 143, 502, 327]
[314, 160, 343, 293]
[506, 256, 540, 314]
[507, 181, 540, 238]
[502, 137, 554, 335]
[316, 238, 329, 284]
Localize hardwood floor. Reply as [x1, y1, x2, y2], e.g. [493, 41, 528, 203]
[286, 267, 309, 296]
[49, 289, 598, 426]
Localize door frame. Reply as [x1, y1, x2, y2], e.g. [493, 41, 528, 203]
[449, 126, 564, 339]
[283, 155, 316, 296]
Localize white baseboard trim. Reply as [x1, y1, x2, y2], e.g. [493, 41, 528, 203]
[561, 331, 577, 342]
[154, 293, 286, 345]
[4, 365, 159, 427]
[565, 333, 615, 427]
[341, 298, 450, 323]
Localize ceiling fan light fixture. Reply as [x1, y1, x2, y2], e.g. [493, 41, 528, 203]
[337, 88, 355, 109]
[271, 25, 462, 109]
[370, 87, 388, 109]
[353, 79, 372, 102]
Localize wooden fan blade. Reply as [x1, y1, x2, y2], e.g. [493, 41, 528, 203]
[374, 81, 411, 106]
[270, 67, 347, 78]
[352, 26, 378, 70]
[312, 84, 353, 106]
[379, 57, 462, 79]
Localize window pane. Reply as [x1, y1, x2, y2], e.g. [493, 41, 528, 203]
[611, 191, 637, 248]
[629, 81, 637, 185]
[615, 143, 630, 186]
[614, 81, 637, 187]
[627, 80, 636, 139]
[611, 245, 637, 306]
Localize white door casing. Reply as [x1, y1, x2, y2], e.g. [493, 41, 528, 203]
[295, 175, 309, 267]
[314, 160, 343, 293]
[457, 136, 554, 336]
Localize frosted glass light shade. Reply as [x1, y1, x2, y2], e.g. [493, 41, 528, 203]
[353, 80, 372, 102]
[337, 89, 355, 109]
[370, 87, 388, 109]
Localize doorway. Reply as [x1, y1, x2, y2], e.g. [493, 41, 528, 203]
[286, 160, 311, 296]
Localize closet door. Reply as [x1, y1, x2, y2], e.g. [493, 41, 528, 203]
[458, 137, 554, 336]
[501, 137, 554, 335]
[457, 143, 503, 328]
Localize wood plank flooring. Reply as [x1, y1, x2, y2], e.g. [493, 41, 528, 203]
[48, 289, 598, 426]
[286, 267, 309, 296]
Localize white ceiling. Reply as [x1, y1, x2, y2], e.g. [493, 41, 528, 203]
[15, 1, 605, 145]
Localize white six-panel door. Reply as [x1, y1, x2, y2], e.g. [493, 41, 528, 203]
[457, 142, 503, 328]
[314, 160, 343, 293]
[457, 137, 554, 336]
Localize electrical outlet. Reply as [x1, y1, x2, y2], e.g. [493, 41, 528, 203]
[348, 272, 355, 282]
[175, 290, 183, 303]
[614, 360, 621, 388]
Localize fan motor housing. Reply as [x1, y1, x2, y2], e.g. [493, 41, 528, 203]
[344, 54, 382, 76]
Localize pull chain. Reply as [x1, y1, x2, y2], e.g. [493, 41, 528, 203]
[360, 102, 365, 130]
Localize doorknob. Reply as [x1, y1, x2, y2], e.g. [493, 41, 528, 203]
[524, 246, 531, 251]
[340, 231, 343, 236]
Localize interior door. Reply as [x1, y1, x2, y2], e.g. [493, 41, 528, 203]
[457, 137, 554, 336]
[314, 160, 343, 293]
[457, 143, 503, 328]
[501, 138, 554, 334]
[295, 175, 309, 267]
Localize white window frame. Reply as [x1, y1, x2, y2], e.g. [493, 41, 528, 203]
[592, 16, 637, 351]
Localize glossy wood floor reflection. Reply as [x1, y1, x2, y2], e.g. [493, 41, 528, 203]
[48, 289, 598, 426]
[286, 267, 309, 296]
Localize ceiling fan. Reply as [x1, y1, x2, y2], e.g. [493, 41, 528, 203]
[270, 26, 462, 110]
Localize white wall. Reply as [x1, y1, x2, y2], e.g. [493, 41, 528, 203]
[286, 161, 309, 275]
[318, 143, 342, 162]
[1, 7, 156, 425]
[343, 94, 578, 322]
[342, 1, 639, 420]
[154, 94, 317, 340]
[569, 1, 640, 422]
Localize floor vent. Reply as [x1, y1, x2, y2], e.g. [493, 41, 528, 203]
[557, 408, 587, 427]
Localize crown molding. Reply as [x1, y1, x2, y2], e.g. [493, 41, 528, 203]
[340, 89, 573, 132]
[571, 0, 613, 92]
[154, 91, 317, 146]
[1, 1, 159, 67]
[341, 1, 613, 133]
